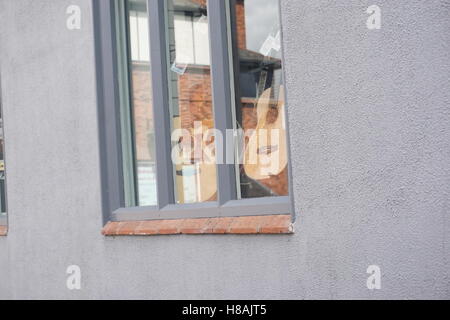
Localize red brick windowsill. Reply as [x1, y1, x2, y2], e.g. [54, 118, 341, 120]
[0, 226, 7, 236]
[102, 215, 293, 236]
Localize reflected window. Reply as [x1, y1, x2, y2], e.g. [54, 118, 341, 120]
[115, 0, 157, 206]
[228, 0, 288, 199]
[0, 86, 7, 222]
[166, 0, 217, 204]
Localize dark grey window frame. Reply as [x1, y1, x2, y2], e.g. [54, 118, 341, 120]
[93, 0, 295, 224]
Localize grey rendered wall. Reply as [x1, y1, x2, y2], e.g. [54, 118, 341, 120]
[0, 0, 448, 299]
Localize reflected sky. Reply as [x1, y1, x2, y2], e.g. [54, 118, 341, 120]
[244, 0, 280, 54]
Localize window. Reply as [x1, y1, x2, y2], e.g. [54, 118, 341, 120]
[0, 77, 7, 228]
[94, 0, 293, 223]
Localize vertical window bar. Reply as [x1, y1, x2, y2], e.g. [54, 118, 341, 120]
[277, 0, 296, 221]
[94, 0, 125, 222]
[147, 0, 175, 208]
[208, 0, 237, 205]
[226, 0, 242, 198]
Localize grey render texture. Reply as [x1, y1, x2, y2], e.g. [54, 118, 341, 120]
[0, 0, 449, 299]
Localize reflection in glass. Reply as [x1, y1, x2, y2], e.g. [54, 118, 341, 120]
[228, 0, 289, 199]
[166, 0, 217, 204]
[0, 93, 6, 218]
[115, 0, 157, 206]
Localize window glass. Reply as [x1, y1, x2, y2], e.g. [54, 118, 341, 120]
[0, 91, 6, 219]
[115, 0, 157, 206]
[228, 0, 289, 199]
[166, 0, 217, 204]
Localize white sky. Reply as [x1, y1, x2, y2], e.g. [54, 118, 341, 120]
[244, 0, 280, 54]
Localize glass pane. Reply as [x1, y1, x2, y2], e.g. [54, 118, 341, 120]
[0, 92, 6, 218]
[115, 0, 157, 206]
[166, 0, 217, 204]
[229, 0, 289, 199]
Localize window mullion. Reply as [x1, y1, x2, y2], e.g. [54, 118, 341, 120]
[94, 0, 125, 222]
[147, 0, 175, 209]
[208, 0, 237, 206]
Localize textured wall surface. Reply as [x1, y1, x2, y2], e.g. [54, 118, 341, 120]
[0, 0, 449, 299]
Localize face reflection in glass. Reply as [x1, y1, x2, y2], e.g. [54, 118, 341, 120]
[230, 0, 289, 199]
[167, 0, 217, 204]
[0, 98, 6, 215]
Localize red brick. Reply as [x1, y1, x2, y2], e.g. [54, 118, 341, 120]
[180, 218, 212, 234]
[0, 226, 7, 236]
[157, 219, 182, 235]
[101, 222, 117, 236]
[229, 216, 262, 234]
[260, 215, 293, 234]
[135, 220, 163, 235]
[116, 221, 142, 236]
[209, 217, 235, 234]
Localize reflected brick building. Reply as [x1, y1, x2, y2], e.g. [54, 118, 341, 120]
[130, 0, 288, 198]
